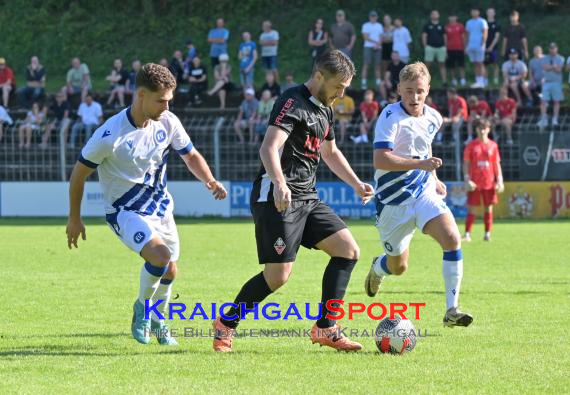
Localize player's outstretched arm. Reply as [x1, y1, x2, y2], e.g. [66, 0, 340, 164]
[321, 139, 374, 204]
[67, 162, 95, 249]
[374, 149, 442, 172]
[180, 149, 227, 200]
[260, 126, 291, 212]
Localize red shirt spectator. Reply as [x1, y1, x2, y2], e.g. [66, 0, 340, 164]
[464, 139, 500, 190]
[0, 65, 15, 86]
[359, 100, 380, 120]
[495, 97, 517, 120]
[448, 95, 468, 119]
[445, 22, 465, 51]
[469, 100, 492, 118]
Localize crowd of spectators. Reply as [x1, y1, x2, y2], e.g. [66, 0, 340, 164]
[1, 8, 569, 149]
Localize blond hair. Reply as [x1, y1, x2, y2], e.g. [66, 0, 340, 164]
[399, 62, 431, 84]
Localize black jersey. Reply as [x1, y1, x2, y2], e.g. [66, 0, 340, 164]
[486, 21, 501, 48]
[251, 84, 335, 202]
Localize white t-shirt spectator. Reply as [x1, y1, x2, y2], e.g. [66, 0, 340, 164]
[362, 22, 384, 48]
[393, 26, 412, 59]
[501, 59, 527, 81]
[260, 30, 280, 57]
[0, 105, 13, 125]
[78, 101, 103, 125]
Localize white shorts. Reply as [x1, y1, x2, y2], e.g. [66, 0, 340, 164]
[466, 47, 485, 63]
[375, 191, 450, 256]
[106, 210, 180, 261]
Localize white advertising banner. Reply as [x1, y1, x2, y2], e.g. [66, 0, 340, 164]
[0, 182, 230, 217]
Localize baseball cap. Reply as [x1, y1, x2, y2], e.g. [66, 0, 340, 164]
[508, 48, 518, 55]
[369, 10, 378, 17]
[549, 42, 558, 49]
[245, 88, 255, 96]
[218, 53, 229, 62]
[0, 58, 5, 65]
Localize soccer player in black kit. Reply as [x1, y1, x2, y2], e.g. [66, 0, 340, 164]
[213, 50, 374, 352]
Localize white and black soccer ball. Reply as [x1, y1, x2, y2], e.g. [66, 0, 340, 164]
[374, 316, 417, 355]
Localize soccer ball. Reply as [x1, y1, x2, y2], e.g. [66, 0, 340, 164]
[374, 316, 417, 355]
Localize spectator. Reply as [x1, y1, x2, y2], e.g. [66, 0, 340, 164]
[65, 57, 91, 101]
[69, 95, 103, 148]
[158, 58, 169, 68]
[329, 9, 356, 58]
[0, 105, 13, 143]
[502, 10, 528, 60]
[493, 87, 517, 144]
[260, 71, 281, 100]
[484, 8, 502, 85]
[465, 8, 488, 88]
[501, 48, 533, 107]
[0, 58, 15, 108]
[466, 95, 492, 142]
[361, 10, 383, 90]
[207, 53, 232, 109]
[422, 10, 447, 86]
[445, 13, 467, 86]
[253, 89, 275, 144]
[126, 60, 142, 96]
[169, 50, 187, 86]
[233, 88, 258, 144]
[259, 20, 280, 81]
[537, 42, 565, 130]
[308, 18, 328, 67]
[381, 15, 395, 76]
[528, 46, 544, 96]
[208, 18, 230, 68]
[353, 89, 379, 144]
[280, 71, 298, 93]
[332, 92, 355, 143]
[41, 90, 71, 149]
[18, 102, 46, 149]
[392, 17, 412, 64]
[17, 56, 45, 109]
[438, 88, 468, 144]
[106, 58, 129, 108]
[238, 31, 258, 89]
[188, 56, 208, 106]
[185, 39, 198, 64]
[379, 51, 406, 103]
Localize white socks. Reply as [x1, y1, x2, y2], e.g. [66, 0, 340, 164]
[138, 262, 167, 304]
[372, 255, 391, 276]
[442, 250, 464, 310]
[152, 279, 174, 323]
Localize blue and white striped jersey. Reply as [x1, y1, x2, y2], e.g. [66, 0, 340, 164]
[79, 107, 193, 217]
[373, 102, 443, 205]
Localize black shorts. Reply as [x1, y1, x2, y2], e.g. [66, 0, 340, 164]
[484, 49, 498, 65]
[382, 42, 393, 61]
[446, 50, 465, 68]
[251, 200, 347, 264]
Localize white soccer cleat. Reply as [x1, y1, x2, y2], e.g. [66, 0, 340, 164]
[364, 257, 384, 297]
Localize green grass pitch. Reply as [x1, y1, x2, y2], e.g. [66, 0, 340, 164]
[1, 218, 568, 394]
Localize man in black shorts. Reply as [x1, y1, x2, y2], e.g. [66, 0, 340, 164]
[213, 50, 374, 352]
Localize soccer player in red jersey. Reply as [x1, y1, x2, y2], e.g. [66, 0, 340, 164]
[463, 118, 504, 241]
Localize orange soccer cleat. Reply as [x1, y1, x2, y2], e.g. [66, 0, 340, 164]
[212, 317, 234, 352]
[310, 323, 363, 352]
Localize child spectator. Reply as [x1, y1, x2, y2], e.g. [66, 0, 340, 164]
[493, 87, 517, 144]
[238, 32, 258, 89]
[353, 89, 379, 144]
[333, 93, 355, 143]
[253, 89, 275, 144]
[18, 101, 46, 149]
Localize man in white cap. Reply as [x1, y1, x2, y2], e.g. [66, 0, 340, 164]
[233, 87, 259, 143]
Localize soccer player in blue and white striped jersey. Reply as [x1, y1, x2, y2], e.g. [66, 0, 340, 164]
[66, 63, 227, 344]
[364, 62, 473, 327]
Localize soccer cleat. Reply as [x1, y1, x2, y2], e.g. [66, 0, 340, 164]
[462, 234, 472, 242]
[483, 233, 491, 242]
[364, 256, 384, 297]
[310, 323, 362, 352]
[131, 299, 151, 344]
[151, 320, 178, 346]
[443, 307, 474, 328]
[212, 317, 233, 352]
[552, 118, 559, 127]
[537, 118, 548, 130]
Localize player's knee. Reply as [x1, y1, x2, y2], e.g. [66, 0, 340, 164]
[150, 246, 171, 267]
[345, 242, 360, 260]
[443, 231, 462, 251]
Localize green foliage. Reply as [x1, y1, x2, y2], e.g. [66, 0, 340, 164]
[0, 0, 568, 91]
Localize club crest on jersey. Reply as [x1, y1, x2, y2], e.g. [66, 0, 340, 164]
[126, 139, 134, 149]
[102, 130, 111, 138]
[384, 242, 393, 252]
[156, 129, 167, 143]
[428, 123, 437, 135]
[274, 237, 286, 255]
[133, 231, 146, 244]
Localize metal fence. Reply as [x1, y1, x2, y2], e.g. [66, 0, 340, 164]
[0, 110, 567, 183]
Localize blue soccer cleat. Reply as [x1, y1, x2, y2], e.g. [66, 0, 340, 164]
[131, 299, 151, 344]
[151, 320, 178, 346]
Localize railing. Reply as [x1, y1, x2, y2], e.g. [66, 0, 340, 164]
[0, 110, 567, 183]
